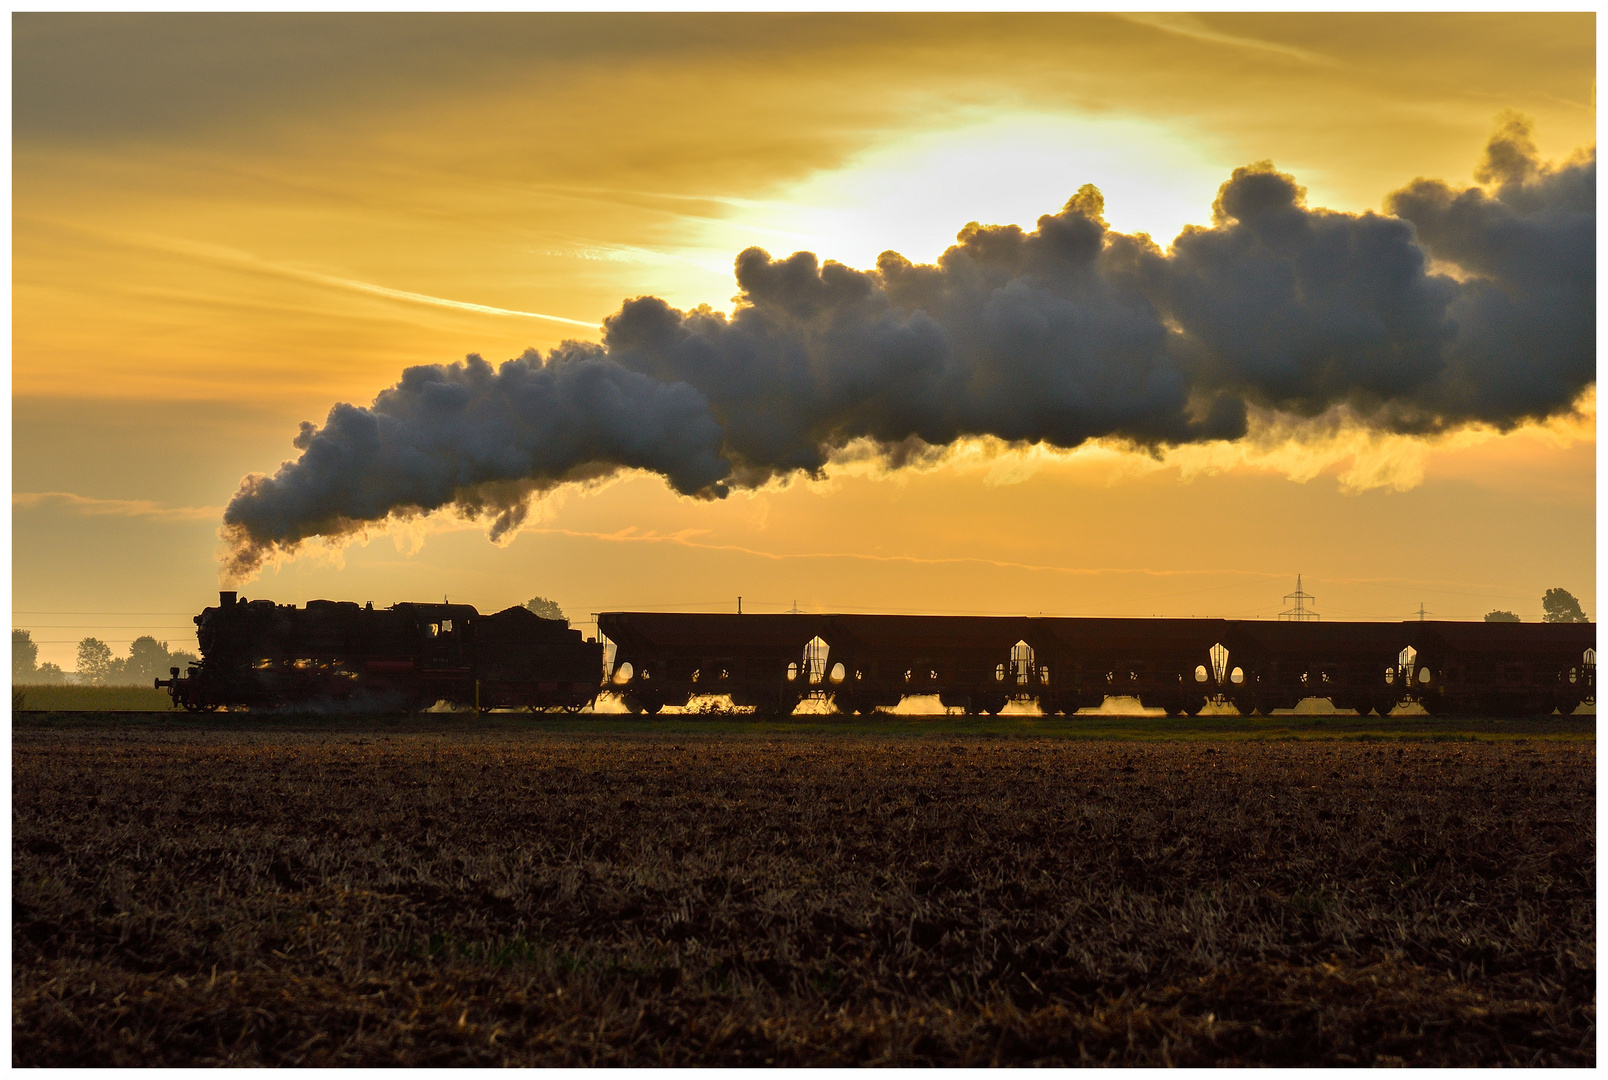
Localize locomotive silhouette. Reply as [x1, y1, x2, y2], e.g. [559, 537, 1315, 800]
[157, 592, 601, 712]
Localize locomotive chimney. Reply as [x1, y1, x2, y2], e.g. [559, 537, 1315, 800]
[220, 590, 237, 607]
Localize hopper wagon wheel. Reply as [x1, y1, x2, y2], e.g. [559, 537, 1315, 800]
[623, 693, 663, 715]
[564, 702, 584, 714]
[1418, 695, 1451, 717]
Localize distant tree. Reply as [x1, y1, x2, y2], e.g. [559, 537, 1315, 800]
[10, 629, 64, 685]
[76, 637, 117, 685]
[126, 636, 180, 683]
[524, 596, 567, 623]
[1483, 610, 1521, 623]
[13, 629, 39, 682]
[1542, 588, 1589, 624]
[66, 638, 199, 686]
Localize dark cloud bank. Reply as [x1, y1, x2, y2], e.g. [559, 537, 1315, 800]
[221, 118, 1594, 580]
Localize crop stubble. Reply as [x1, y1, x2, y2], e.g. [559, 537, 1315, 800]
[12, 724, 1595, 1065]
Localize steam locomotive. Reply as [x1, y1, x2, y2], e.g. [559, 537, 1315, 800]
[158, 594, 1594, 718]
[597, 612, 1596, 718]
[157, 591, 603, 712]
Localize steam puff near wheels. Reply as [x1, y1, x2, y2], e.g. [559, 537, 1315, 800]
[220, 119, 1594, 581]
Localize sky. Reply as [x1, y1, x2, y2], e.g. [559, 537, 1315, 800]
[11, 12, 1597, 670]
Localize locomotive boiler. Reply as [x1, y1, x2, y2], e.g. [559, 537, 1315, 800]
[157, 591, 603, 712]
[597, 612, 1595, 718]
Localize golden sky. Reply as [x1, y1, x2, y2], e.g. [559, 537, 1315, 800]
[12, 13, 1597, 669]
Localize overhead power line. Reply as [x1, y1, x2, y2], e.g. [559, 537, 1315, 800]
[13, 611, 198, 616]
[25, 639, 198, 646]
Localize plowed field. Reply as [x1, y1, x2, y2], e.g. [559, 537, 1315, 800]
[13, 719, 1594, 1065]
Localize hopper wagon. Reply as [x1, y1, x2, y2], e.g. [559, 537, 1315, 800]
[597, 612, 1594, 718]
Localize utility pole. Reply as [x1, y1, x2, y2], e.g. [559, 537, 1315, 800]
[737, 596, 742, 615]
[1416, 602, 1431, 621]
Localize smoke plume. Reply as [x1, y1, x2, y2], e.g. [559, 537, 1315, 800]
[221, 119, 1594, 581]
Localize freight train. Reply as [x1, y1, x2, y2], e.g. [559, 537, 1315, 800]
[597, 612, 1596, 718]
[157, 594, 1594, 718]
[156, 591, 602, 712]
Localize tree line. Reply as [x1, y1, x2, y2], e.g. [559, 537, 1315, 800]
[12, 630, 198, 686]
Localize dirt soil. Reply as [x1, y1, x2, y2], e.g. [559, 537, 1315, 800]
[13, 722, 1595, 1066]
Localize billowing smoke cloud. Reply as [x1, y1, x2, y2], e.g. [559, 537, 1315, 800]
[221, 119, 1594, 581]
[1384, 114, 1595, 428]
[219, 354, 728, 578]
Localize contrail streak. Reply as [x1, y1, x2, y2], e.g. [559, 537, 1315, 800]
[14, 491, 223, 521]
[68, 222, 599, 328]
[284, 265, 595, 326]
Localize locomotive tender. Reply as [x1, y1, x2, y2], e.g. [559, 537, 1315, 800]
[598, 612, 1596, 718]
[157, 591, 602, 712]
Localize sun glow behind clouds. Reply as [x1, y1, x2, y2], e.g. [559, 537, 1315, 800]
[698, 111, 1235, 273]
